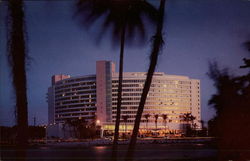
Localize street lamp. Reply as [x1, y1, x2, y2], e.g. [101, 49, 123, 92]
[96, 120, 103, 138]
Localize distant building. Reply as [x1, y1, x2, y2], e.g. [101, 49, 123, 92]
[47, 61, 201, 134]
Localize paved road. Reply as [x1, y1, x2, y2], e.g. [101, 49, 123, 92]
[1, 143, 217, 161]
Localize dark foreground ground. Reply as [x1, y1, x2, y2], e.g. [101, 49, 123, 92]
[1, 143, 217, 161]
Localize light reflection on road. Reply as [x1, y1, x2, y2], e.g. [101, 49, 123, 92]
[93, 146, 109, 154]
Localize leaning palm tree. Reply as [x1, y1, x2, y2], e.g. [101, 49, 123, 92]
[126, 0, 166, 160]
[74, 0, 157, 159]
[162, 114, 168, 134]
[154, 114, 159, 130]
[143, 113, 151, 132]
[6, 0, 28, 147]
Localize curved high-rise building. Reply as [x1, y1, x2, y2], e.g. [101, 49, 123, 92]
[48, 75, 96, 123]
[48, 61, 201, 133]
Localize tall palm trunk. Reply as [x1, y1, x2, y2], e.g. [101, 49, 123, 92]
[164, 120, 167, 134]
[112, 24, 126, 160]
[7, 0, 28, 147]
[162, 114, 168, 134]
[126, 0, 166, 160]
[154, 115, 159, 131]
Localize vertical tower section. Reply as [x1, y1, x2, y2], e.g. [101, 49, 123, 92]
[96, 61, 115, 125]
[190, 79, 201, 128]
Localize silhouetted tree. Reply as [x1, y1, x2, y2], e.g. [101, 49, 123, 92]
[199, 120, 204, 129]
[184, 113, 195, 124]
[65, 119, 74, 137]
[28, 126, 46, 139]
[75, 118, 87, 139]
[67, 119, 78, 138]
[162, 114, 168, 134]
[208, 47, 250, 160]
[126, 0, 166, 160]
[66, 118, 97, 139]
[74, 2, 157, 157]
[143, 113, 151, 132]
[240, 41, 250, 68]
[154, 114, 159, 130]
[190, 115, 196, 129]
[180, 113, 196, 136]
[208, 117, 218, 137]
[6, 0, 28, 148]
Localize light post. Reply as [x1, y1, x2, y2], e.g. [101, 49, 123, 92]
[96, 120, 103, 138]
[44, 126, 47, 144]
[96, 119, 100, 125]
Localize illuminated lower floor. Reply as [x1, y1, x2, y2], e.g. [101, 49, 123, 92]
[102, 122, 187, 135]
[46, 121, 197, 139]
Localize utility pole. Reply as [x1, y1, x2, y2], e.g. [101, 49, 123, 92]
[33, 116, 36, 126]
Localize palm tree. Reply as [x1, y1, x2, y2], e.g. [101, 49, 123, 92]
[6, 0, 28, 147]
[181, 113, 189, 126]
[208, 53, 250, 153]
[240, 41, 250, 68]
[200, 120, 204, 129]
[181, 113, 189, 123]
[192, 123, 198, 137]
[154, 114, 159, 130]
[66, 118, 76, 138]
[143, 113, 151, 132]
[162, 114, 168, 134]
[183, 113, 195, 128]
[190, 115, 196, 129]
[69, 119, 79, 138]
[74, 0, 157, 149]
[126, 0, 166, 160]
[180, 113, 196, 135]
[122, 115, 129, 134]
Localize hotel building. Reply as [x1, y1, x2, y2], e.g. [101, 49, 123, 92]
[48, 61, 201, 133]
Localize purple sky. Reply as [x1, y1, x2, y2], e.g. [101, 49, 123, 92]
[1, 0, 250, 126]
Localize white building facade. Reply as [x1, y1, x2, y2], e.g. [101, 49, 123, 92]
[48, 61, 201, 134]
[48, 74, 96, 123]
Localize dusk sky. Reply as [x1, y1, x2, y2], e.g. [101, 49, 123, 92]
[1, 0, 250, 126]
